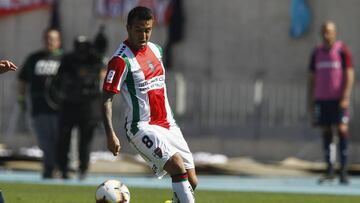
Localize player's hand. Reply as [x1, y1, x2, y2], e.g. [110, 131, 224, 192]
[107, 133, 121, 156]
[340, 97, 349, 109]
[0, 60, 17, 72]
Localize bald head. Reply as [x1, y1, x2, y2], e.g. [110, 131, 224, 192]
[321, 21, 337, 47]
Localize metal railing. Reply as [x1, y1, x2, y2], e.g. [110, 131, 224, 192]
[1, 73, 360, 157]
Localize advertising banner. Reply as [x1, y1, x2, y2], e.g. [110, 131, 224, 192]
[0, 0, 53, 18]
[95, 0, 172, 25]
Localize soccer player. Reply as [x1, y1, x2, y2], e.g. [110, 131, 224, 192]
[0, 59, 17, 74]
[308, 21, 354, 184]
[102, 6, 197, 203]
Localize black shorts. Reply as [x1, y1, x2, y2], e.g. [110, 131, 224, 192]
[313, 100, 349, 126]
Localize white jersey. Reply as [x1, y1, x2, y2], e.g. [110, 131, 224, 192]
[103, 40, 176, 137]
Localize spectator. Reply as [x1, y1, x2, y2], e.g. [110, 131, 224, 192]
[17, 28, 63, 179]
[308, 21, 355, 185]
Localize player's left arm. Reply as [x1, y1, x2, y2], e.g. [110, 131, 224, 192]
[340, 45, 355, 109]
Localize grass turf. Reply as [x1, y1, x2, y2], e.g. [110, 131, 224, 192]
[1, 181, 360, 203]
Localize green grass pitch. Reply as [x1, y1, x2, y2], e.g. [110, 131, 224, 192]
[1, 181, 360, 203]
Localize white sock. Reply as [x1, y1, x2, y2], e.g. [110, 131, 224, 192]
[171, 173, 195, 203]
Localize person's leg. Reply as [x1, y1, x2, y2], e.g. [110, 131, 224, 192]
[166, 165, 197, 203]
[162, 125, 197, 202]
[49, 114, 60, 176]
[321, 126, 335, 179]
[57, 110, 74, 179]
[32, 114, 57, 178]
[163, 153, 195, 203]
[186, 168, 198, 190]
[337, 123, 349, 184]
[78, 120, 96, 179]
[128, 125, 195, 203]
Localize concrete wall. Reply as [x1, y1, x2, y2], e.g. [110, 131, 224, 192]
[1, 0, 360, 80]
[176, 0, 360, 81]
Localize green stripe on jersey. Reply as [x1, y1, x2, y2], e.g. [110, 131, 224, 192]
[154, 44, 164, 59]
[123, 55, 139, 135]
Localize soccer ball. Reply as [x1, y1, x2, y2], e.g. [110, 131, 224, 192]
[95, 179, 130, 203]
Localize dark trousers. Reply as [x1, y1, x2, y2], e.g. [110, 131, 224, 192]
[32, 114, 59, 177]
[58, 101, 97, 175]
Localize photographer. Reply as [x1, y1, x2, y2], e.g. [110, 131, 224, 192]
[57, 35, 106, 179]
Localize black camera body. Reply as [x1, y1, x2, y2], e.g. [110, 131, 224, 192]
[58, 36, 104, 103]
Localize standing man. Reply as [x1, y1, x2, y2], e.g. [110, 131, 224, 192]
[57, 35, 105, 180]
[308, 21, 354, 184]
[0, 60, 17, 74]
[17, 28, 63, 179]
[102, 6, 197, 203]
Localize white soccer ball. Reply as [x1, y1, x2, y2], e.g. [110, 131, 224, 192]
[95, 179, 130, 203]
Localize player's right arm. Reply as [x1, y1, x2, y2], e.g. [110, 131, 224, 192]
[102, 91, 120, 156]
[0, 60, 17, 74]
[102, 56, 128, 156]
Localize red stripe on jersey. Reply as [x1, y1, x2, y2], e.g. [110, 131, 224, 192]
[135, 46, 170, 129]
[103, 56, 126, 94]
[148, 88, 170, 128]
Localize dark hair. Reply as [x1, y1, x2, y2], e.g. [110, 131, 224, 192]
[127, 6, 154, 26]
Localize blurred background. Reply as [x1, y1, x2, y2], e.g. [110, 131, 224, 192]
[1, 0, 360, 167]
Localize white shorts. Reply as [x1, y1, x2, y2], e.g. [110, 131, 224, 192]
[127, 123, 195, 178]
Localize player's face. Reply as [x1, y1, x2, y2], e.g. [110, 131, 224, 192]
[45, 30, 61, 52]
[127, 19, 153, 50]
[321, 23, 336, 46]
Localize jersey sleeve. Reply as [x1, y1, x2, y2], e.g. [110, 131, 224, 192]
[340, 44, 353, 69]
[103, 56, 128, 94]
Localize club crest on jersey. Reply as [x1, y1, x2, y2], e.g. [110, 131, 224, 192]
[153, 147, 163, 158]
[147, 60, 155, 72]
